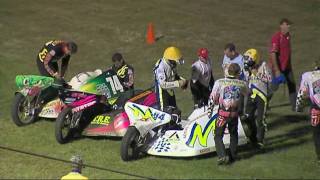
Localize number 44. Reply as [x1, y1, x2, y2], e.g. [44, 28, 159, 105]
[106, 75, 124, 94]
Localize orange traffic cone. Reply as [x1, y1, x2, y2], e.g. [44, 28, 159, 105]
[146, 23, 155, 44]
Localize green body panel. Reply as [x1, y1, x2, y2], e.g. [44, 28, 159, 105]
[79, 70, 122, 99]
[15, 75, 54, 89]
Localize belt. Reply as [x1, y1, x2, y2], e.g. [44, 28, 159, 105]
[218, 109, 238, 118]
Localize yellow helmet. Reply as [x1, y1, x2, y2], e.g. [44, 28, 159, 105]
[163, 46, 184, 64]
[243, 48, 260, 64]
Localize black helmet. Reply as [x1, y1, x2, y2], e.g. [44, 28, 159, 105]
[68, 41, 78, 54]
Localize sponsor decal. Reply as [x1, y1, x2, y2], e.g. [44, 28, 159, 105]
[40, 108, 54, 115]
[154, 138, 171, 153]
[71, 92, 87, 98]
[186, 114, 218, 147]
[199, 148, 211, 154]
[72, 101, 96, 112]
[128, 104, 165, 121]
[91, 115, 111, 125]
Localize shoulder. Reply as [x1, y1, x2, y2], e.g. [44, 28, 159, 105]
[126, 63, 134, 70]
[301, 71, 311, 79]
[271, 31, 281, 41]
[222, 55, 229, 61]
[235, 54, 244, 61]
[272, 31, 281, 38]
[191, 60, 201, 68]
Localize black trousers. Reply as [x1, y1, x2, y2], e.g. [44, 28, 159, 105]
[245, 95, 267, 144]
[155, 85, 176, 111]
[190, 81, 210, 107]
[214, 115, 238, 159]
[36, 58, 58, 77]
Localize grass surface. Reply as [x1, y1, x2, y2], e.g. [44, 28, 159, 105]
[0, 0, 320, 179]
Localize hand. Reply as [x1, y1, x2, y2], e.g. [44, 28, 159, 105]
[178, 79, 188, 89]
[274, 70, 281, 77]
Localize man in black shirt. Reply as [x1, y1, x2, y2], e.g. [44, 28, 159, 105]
[37, 40, 77, 79]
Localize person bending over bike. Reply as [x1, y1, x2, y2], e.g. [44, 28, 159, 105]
[210, 63, 249, 165]
[105, 52, 134, 107]
[36, 40, 77, 107]
[110, 52, 134, 91]
[37, 40, 77, 80]
[153, 46, 188, 111]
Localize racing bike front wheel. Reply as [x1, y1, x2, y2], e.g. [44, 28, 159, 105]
[120, 126, 141, 161]
[55, 107, 74, 144]
[11, 93, 37, 126]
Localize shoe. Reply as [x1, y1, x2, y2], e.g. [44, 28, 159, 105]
[217, 156, 230, 165]
[257, 142, 265, 149]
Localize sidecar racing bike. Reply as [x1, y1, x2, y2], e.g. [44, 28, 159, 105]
[11, 69, 157, 144]
[120, 102, 248, 161]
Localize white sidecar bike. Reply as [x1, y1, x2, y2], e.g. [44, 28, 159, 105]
[120, 102, 248, 161]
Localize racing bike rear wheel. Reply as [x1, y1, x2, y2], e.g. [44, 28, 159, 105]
[120, 126, 140, 161]
[11, 93, 37, 126]
[55, 107, 74, 144]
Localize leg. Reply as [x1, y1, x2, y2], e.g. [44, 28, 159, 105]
[214, 116, 227, 159]
[311, 108, 320, 161]
[284, 69, 297, 110]
[244, 97, 258, 144]
[168, 92, 177, 108]
[255, 96, 267, 146]
[313, 125, 320, 161]
[190, 81, 202, 107]
[155, 85, 170, 111]
[228, 117, 239, 160]
[202, 85, 211, 107]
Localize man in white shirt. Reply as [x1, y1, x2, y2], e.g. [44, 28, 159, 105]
[222, 43, 244, 79]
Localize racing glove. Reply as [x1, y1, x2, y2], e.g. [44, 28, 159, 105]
[272, 73, 286, 85]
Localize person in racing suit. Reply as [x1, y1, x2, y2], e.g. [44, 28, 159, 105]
[242, 49, 272, 149]
[108, 52, 134, 107]
[296, 61, 320, 164]
[110, 52, 134, 91]
[190, 48, 215, 109]
[36, 40, 77, 109]
[153, 46, 188, 111]
[210, 63, 249, 165]
[37, 40, 77, 79]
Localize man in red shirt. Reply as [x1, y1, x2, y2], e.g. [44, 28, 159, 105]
[269, 18, 297, 110]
